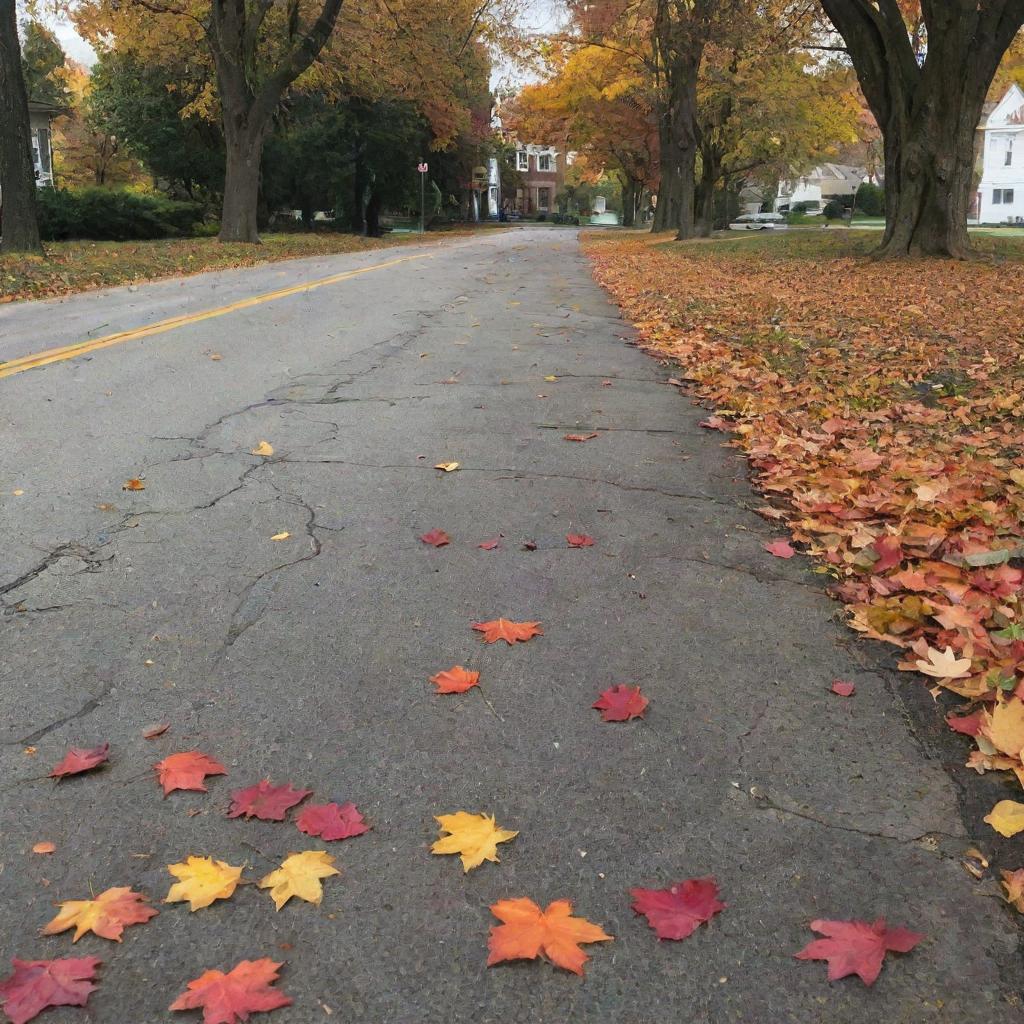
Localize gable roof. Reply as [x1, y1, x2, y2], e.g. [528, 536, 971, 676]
[985, 84, 1024, 128]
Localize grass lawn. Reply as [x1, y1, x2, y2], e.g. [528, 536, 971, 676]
[0, 229, 482, 304]
[583, 229, 1024, 808]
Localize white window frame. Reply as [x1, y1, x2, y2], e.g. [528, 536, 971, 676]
[516, 151, 529, 171]
[537, 153, 553, 172]
[1007, 137, 1015, 166]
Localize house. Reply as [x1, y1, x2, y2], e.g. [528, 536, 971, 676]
[774, 164, 866, 213]
[28, 100, 59, 188]
[976, 84, 1024, 224]
[507, 143, 566, 216]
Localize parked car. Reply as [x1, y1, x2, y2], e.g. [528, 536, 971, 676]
[728, 213, 788, 231]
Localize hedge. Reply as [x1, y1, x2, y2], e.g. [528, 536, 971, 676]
[37, 188, 203, 241]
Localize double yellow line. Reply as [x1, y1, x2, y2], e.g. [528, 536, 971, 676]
[0, 252, 431, 381]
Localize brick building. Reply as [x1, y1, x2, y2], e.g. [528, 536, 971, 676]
[508, 143, 567, 216]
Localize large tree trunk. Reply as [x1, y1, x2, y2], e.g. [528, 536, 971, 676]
[820, 0, 1024, 259]
[621, 176, 636, 227]
[220, 120, 266, 243]
[0, 1, 43, 255]
[694, 143, 719, 238]
[667, 48, 701, 239]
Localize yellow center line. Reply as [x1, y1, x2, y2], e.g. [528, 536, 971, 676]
[0, 252, 432, 381]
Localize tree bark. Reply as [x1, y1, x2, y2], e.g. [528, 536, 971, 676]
[0, 1, 43, 254]
[220, 120, 266, 243]
[694, 142, 719, 237]
[820, 0, 1024, 258]
[621, 176, 636, 227]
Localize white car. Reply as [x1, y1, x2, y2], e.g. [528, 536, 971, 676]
[729, 213, 788, 231]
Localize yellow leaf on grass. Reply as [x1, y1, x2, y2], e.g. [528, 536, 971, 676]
[434, 462, 460, 472]
[985, 800, 1024, 837]
[914, 645, 972, 680]
[42, 886, 158, 942]
[259, 850, 339, 910]
[165, 856, 244, 911]
[431, 811, 518, 872]
[251, 441, 274, 457]
[270, 532, 290, 541]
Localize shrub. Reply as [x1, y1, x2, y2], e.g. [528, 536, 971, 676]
[856, 181, 885, 217]
[822, 199, 845, 220]
[37, 187, 204, 241]
[552, 212, 580, 225]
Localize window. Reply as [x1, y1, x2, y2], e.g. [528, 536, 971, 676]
[537, 187, 551, 210]
[994, 188, 1016, 204]
[516, 151, 529, 171]
[538, 153, 553, 172]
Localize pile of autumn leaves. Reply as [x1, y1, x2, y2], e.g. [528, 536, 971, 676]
[584, 232, 1024, 894]
[3, 576, 926, 1023]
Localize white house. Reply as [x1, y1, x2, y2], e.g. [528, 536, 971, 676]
[774, 164, 866, 213]
[977, 84, 1024, 225]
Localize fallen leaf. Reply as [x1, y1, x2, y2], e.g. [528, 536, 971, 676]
[42, 887, 157, 942]
[1000, 868, 1024, 913]
[0, 956, 101, 1024]
[602, 380, 613, 386]
[487, 898, 612, 975]
[49, 743, 110, 779]
[251, 441, 274, 457]
[567, 533, 594, 548]
[95, 503, 116, 512]
[984, 799, 1024, 837]
[981, 698, 1024, 758]
[592, 684, 648, 722]
[12, 489, 24, 496]
[432, 812, 518, 871]
[914, 645, 972, 680]
[227, 780, 312, 821]
[209, 353, 222, 361]
[699, 416, 730, 431]
[763, 539, 795, 558]
[434, 462, 460, 472]
[142, 722, 170, 740]
[522, 540, 538, 551]
[472, 618, 543, 644]
[295, 802, 370, 841]
[31, 842, 55, 855]
[165, 856, 244, 911]
[544, 375, 558, 381]
[564, 432, 598, 442]
[155, 751, 227, 796]
[946, 711, 983, 736]
[122, 478, 145, 491]
[270, 531, 290, 541]
[430, 666, 480, 694]
[170, 958, 291, 1024]
[794, 917, 924, 985]
[419, 528, 450, 547]
[831, 680, 856, 697]
[630, 877, 725, 940]
[259, 851, 339, 910]
[478, 538, 501, 550]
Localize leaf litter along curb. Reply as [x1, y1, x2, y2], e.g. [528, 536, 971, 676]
[583, 231, 1024, 833]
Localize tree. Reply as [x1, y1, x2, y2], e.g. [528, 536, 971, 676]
[21, 19, 71, 106]
[0, 0, 43, 254]
[819, 1, 1024, 258]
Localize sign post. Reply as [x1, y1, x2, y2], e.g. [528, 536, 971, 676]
[417, 162, 428, 233]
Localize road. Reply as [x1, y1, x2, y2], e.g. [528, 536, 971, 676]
[0, 227, 1018, 1023]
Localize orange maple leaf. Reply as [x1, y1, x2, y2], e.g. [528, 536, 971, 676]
[154, 751, 227, 796]
[487, 897, 612, 975]
[169, 958, 291, 1023]
[430, 666, 480, 693]
[472, 619, 543, 644]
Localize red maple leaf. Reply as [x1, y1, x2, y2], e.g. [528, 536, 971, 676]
[566, 534, 594, 548]
[430, 666, 481, 693]
[472, 619, 543, 644]
[869, 535, 904, 573]
[630, 877, 725, 940]
[295, 801, 370, 841]
[154, 751, 227, 796]
[227, 780, 312, 821]
[49, 743, 109, 779]
[477, 538, 501, 550]
[419, 528, 450, 547]
[592, 685, 648, 722]
[169, 958, 291, 1024]
[763, 539, 795, 558]
[0, 957, 101, 1024]
[831, 680, 856, 697]
[794, 917, 924, 985]
[946, 710, 983, 736]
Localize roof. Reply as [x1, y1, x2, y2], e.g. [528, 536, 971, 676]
[983, 84, 1024, 129]
[27, 99, 66, 116]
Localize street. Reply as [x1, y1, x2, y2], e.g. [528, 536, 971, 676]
[0, 226, 1017, 1023]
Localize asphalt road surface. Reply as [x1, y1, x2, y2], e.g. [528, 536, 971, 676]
[0, 228, 1019, 1023]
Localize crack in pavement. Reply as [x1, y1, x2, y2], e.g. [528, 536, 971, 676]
[13, 674, 116, 746]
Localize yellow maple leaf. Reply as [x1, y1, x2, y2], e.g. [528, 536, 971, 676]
[42, 886, 157, 942]
[431, 812, 518, 872]
[259, 850, 339, 910]
[165, 856, 244, 911]
[434, 462, 460, 472]
[251, 441, 274, 457]
[983, 698, 1024, 759]
[914, 645, 972, 679]
[1001, 868, 1024, 912]
[985, 800, 1024, 838]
